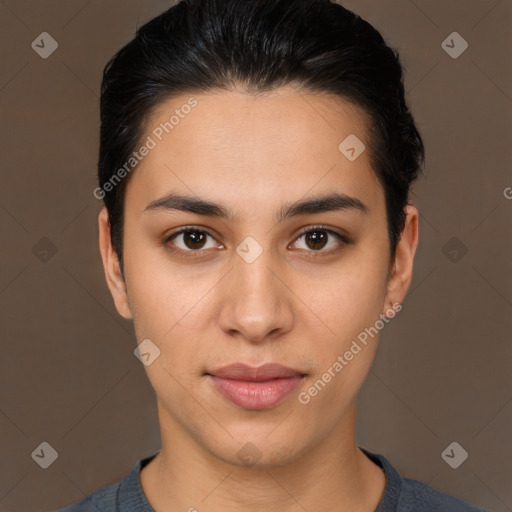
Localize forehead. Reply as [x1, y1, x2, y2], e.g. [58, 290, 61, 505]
[125, 86, 384, 215]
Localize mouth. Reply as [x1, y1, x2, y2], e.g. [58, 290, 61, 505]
[206, 362, 307, 381]
[205, 363, 307, 410]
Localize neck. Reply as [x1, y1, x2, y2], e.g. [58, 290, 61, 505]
[140, 400, 385, 512]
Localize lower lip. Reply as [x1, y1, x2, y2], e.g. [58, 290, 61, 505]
[208, 375, 305, 410]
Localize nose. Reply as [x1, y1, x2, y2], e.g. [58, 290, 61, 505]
[217, 245, 294, 344]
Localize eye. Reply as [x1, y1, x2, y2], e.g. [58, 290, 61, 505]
[164, 224, 349, 259]
[291, 225, 349, 255]
[165, 227, 221, 256]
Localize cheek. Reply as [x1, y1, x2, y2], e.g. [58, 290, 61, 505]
[312, 249, 388, 335]
[298, 266, 386, 413]
[124, 246, 224, 384]
[128, 275, 212, 347]
[300, 242, 389, 395]
[124, 221, 389, 343]
[123, 238, 203, 332]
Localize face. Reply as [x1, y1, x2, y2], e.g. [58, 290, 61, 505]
[99, 85, 418, 467]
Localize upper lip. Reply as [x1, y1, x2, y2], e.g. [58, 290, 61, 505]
[207, 363, 306, 381]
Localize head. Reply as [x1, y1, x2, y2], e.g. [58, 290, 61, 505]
[98, 0, 423, 467]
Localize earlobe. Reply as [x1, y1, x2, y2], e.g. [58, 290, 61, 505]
[97, 207, 133, 320]
[382, 205, 419, 316]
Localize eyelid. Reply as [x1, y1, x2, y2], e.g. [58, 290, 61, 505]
[164, 225, 222, 256]
[294, 224, 350, 243]
[164, 224, 349, 256]
[290, 224, 350, 257]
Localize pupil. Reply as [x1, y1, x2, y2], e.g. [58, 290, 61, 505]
[181, 230, 328, 251]
[185, 230, 206, 249]
[307, 231, 327, 250]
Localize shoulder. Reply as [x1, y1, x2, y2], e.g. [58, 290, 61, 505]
[56, 481, 120, 511]
[359, 447, 489, 512]
[56, 452, 158, 512]
[398, 477, 489, 512]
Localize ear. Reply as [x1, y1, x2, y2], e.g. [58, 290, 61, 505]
[98, 206, 133, 320]
[382, 205, 419, 315]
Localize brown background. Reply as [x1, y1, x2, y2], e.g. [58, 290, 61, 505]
[0, 1, 511, 511]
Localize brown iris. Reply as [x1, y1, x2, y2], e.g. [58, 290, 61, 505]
[304, 230, 328, 251]
[182, 230, 208, 250]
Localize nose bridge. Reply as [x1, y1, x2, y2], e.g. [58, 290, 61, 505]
[218, 239, 293, 341]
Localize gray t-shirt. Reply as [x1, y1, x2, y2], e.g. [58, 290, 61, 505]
[58, 447, 489, 511]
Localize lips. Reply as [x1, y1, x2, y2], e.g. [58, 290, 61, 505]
[207, 362, 306, 381]
[206, 363, 307, 410]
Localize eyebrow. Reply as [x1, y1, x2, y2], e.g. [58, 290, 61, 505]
[143, 191, 369, 223]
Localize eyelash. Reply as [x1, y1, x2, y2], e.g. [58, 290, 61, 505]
[163, 224, 350, 260]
